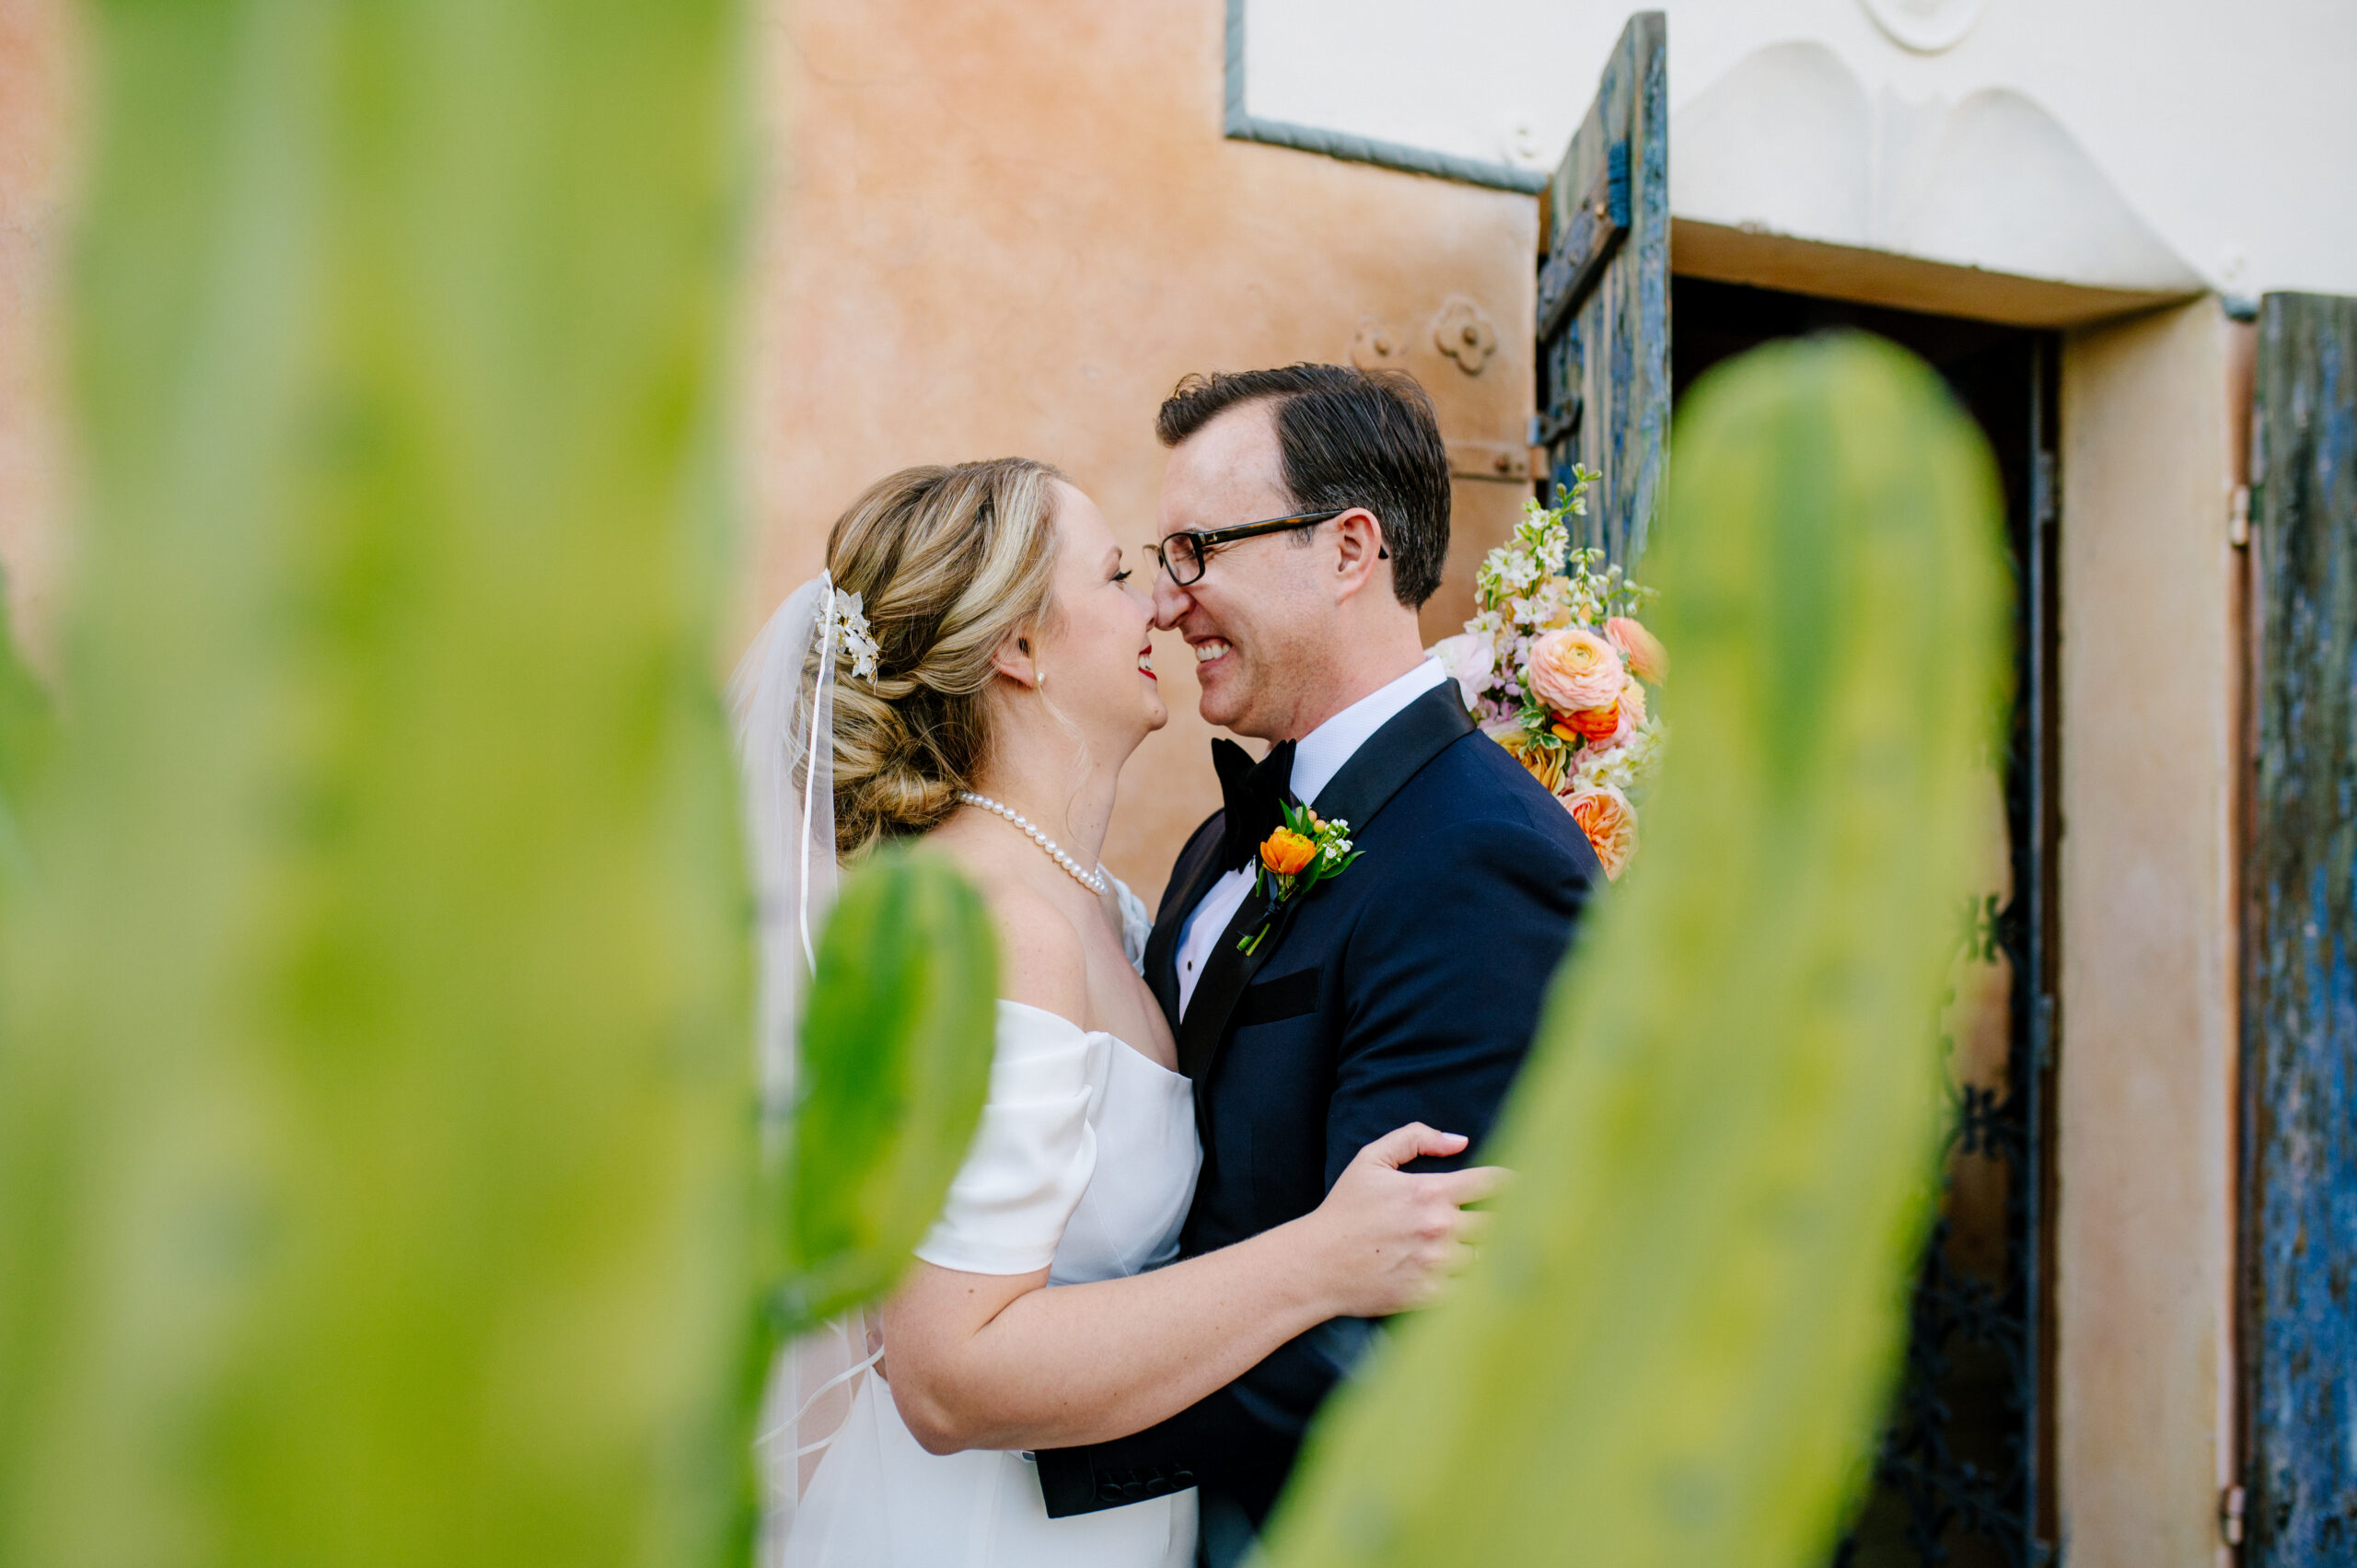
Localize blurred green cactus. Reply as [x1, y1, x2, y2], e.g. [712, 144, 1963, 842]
[1263, 333, 2008, 1568]
[766, 847, 998, 1337]
[0, 587, 52, 902]
[0, 3, 750, 1566]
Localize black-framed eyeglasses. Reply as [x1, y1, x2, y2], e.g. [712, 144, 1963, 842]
[1147, 509, 1352, 587]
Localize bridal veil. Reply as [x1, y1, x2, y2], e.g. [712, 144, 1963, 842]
[727, 575, 879, 1562]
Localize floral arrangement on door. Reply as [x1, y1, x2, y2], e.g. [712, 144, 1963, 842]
[1428, 470, 1666, 880]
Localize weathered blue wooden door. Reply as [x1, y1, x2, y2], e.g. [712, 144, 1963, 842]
[2244, 290, 2357, 1563]
[1534, 11, 1668, 565]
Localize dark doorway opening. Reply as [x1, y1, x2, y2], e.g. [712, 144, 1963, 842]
[1670, 277, 2061, 1568]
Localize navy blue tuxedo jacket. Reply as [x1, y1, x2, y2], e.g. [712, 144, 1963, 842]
[1034, 680, 1603, 1527]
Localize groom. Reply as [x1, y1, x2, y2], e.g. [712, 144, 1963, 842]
[1034, 365, 1603, 1560]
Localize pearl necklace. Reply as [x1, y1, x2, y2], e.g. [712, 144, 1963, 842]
[958, 791, 1108, 895]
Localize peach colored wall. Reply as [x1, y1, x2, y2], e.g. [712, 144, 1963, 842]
[0, 3, 1541, 908]
[0, 0, 76, 671]
[739, 0, 1539, 902]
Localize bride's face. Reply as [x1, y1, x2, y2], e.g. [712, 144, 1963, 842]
[1030, 480, 1167, 749]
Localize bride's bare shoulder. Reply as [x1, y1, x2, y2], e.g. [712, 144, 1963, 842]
[916, 819, 1087, 1016]
[977, 876, 1088, 1020]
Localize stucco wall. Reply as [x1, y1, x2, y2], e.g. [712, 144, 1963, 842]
[2057, 298, 2239, 1568]
[1247, 0, 2357, 299]
[0, 0, 1544, 902]
[743, 0, 1541, 900]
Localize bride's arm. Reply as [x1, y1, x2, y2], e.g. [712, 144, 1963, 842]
[882, 1119, 1482, 1456]
[877, 889, 1495, 1456]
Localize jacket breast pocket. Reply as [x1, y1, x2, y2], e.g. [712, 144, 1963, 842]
[1236, 967, 1320, 1028]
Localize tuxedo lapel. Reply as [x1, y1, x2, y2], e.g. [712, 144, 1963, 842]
[1176, 875, 1315, 1081]
[1177, 681, 1478, 1085]
[1311, 680, 1478, 837]
[1144, 816, 1229, 1028]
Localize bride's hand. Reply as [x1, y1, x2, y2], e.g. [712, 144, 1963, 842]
[1300, 1122, 1506, 1318]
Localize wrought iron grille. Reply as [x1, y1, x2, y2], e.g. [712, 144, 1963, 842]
[1833, 337, 2059, 1568]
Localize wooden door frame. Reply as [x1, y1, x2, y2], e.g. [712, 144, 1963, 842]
[1667, 229, 2245, 1566]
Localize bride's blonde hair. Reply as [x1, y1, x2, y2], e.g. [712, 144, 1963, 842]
[823, 458, 1065, 856]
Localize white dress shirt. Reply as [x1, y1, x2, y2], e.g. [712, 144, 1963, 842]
[1173, 657, 1450, 1018]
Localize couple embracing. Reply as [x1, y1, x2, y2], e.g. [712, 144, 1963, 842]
[741, 365, 1605, 1567]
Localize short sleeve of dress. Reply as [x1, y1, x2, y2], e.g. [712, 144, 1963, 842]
[1111, 877, 1152, 975]
[911, 1000, 1106, 1275]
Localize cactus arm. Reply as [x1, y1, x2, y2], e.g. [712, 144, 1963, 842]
[767, 847, 999, 1338]
[0, 584, 52, 901]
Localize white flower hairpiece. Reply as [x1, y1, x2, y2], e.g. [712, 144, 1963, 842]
[828, 587, 879, 680]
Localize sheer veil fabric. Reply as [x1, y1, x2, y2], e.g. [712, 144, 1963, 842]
[727, 576, 875, 1555]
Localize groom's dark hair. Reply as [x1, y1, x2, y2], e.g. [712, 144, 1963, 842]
[1155, 364, 1451, 609]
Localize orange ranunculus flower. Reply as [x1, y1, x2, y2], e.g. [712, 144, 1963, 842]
[1260, 828, 1317, 877]
[1560, 679, 1646, 752]
[1565, 786, 1638, 880]
[1606, 615, 1667, 685]
[1527, 627, 1625, 713]
[1558, 700, 1624, 746]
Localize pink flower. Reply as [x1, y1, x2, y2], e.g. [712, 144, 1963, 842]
[1605, 616, 1667, 686]
[1527, 627, 1625, 713]
[1429, 631, 1496, 711]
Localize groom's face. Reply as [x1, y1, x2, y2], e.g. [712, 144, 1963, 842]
[1153, 401, 1334, 740]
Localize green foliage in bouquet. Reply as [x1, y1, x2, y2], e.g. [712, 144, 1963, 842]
[0, 3, 753, 1565]
[768, 849, 998, 1338]
[1263, 333, 2009, 1567]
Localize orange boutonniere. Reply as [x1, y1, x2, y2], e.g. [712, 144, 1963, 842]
[1238, 801, 1361, 955]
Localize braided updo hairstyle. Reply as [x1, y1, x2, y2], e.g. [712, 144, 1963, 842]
[824, 458, 1065, 856]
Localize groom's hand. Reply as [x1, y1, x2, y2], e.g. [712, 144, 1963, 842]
[1304, 1122, 1506, 1319]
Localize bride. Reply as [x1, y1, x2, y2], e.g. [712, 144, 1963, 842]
[735, 458, 1498, 1567]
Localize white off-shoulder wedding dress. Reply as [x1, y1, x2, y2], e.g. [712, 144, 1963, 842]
[777, 883, 1202, 1568]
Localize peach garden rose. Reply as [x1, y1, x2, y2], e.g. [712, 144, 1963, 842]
[1527, 626, 1624, 713]
[1566, 786, 1638, 881]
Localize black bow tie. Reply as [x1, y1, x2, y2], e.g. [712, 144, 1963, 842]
[1213, 738, 1297, 873]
